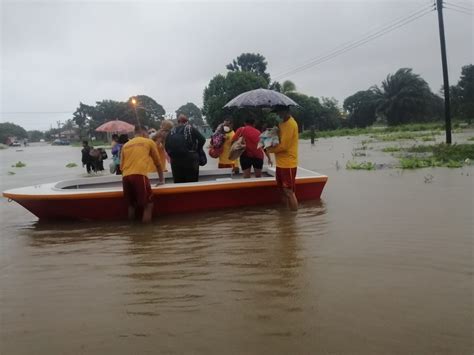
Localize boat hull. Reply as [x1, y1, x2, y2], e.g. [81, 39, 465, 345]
[3, 168, 327, 221]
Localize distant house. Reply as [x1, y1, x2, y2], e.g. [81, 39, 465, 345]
[197, 124, 212, 139]
[59, 129, 80, 141]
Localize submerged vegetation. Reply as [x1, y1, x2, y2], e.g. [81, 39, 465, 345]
[346, 161, 376, 170]
[11, 161, 26, 168]
[346, 143, 473, 170]
[300, 122, 467, 140]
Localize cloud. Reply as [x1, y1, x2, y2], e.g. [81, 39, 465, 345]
[1, 0, 472, 130]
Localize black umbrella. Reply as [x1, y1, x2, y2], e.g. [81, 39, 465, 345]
[223, 88, 298, 109]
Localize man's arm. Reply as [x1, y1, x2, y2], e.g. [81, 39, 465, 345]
[149, 143, 164, 184]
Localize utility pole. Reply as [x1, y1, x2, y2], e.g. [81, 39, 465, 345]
[436, 0, 452, 144]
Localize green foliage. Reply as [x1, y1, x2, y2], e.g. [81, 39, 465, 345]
[371, 131, 439, 141]
[373, 68, 441, 125]
[27, 130, 45, 142]
[11, 161, 26, 168]
[71, 95, 166, 137]
[467, 137, 474, 141]
[0, 122, 27, 144]
[343, 89, 379, 128]
[226, 53, 271, 83]
[129, 95, 166, 128]
[450, 64, 474, 123]
[320, 97, 344, 130]
[286, 92, 322, 131]
[400, 143, 474, 169]
[299, 122, 450, 139]
[203, 71, 269, 129]
[66, 163, 78, 168]
[346, 161, 376, 170]
[382, 146, 401, 152]
[176, 103, 204, 126]
[281, 80, 296, 94]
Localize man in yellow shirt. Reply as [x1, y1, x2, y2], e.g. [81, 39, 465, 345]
[120, 127, 164, 223]
[266, 106, 299, 211]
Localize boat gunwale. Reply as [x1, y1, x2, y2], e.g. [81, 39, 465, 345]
[3, 167, 328, 201]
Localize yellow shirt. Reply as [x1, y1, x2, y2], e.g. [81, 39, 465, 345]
[219, 131, 238, 166]
[267, 116, 298, 168]
[120, 136, 162, 177]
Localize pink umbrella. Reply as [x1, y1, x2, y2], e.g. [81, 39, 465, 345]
[95, 119, 135, 133]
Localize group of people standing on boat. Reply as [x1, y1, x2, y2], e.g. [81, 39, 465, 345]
[85, 105, 298, 223]
[209, 105, 299, 211]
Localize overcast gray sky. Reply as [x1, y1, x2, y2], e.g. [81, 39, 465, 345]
[1, 0, 472, 131]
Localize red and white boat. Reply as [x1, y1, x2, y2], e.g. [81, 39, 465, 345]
[2, 167, 328, 221]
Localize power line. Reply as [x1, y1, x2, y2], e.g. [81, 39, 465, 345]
[444, 5, 474, 14]
[449, 0, 473, 6]
[274, 4, 435, 80]
[274, 2, 435, 80]
[444, 1, 473, 11]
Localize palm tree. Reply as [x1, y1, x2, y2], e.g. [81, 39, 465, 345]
[374, 68, 434, 125]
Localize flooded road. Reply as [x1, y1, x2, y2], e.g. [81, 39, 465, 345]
[0, 138, 472, 354]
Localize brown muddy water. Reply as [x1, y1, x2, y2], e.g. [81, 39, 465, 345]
[0, 135, 473, 354]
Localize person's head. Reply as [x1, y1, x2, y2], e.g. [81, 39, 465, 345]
[111, 134, 119, 142]
[82, 140, 89, 147]
[118, 134, 129, 144]
[147, 127, 157, 138]
[160, 120, 174, 131]
[134, 126, 148, 138]
[244, 117, 256, 127]
[222, 117, 233, 132]
[273, 106, 291, 121]
[177, 114, 188, 125]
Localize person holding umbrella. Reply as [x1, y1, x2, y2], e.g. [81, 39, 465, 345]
[265, 105, 299, 211]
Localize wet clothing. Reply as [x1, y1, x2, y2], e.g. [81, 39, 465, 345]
[218, 131, 237, 166]
[122, 174, 153, 208]
[120, 137, 161, 177]
[267, 116, 298, 168]
[170, 152, 200, 183]
[233, 125, 264, 160]
[276, 167, 297, 192]
[81, 145, 93, 173]
[239, 153, 263, 171]
[166, 124, 205, 183]
[120, 136, 161, 209]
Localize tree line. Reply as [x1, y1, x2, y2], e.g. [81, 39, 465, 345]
[1, 54, 472, 143]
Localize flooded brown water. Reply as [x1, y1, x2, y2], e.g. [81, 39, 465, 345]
[0, 135, 473, 354]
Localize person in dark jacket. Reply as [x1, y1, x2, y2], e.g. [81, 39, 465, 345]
[165, 114, 205, 183]
[81, 140, 94, 174]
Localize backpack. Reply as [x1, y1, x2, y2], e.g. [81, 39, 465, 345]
[99, 148, 108, 160]
[165, 125, 192, 158]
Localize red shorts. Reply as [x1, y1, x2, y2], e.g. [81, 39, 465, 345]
[276, 167, 297, 192]
[122, 174, 153, 207]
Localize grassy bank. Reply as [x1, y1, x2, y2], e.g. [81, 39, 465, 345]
[300, 121, 469, 140]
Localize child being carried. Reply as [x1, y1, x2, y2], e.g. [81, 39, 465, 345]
[258, 126, 279, 150]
